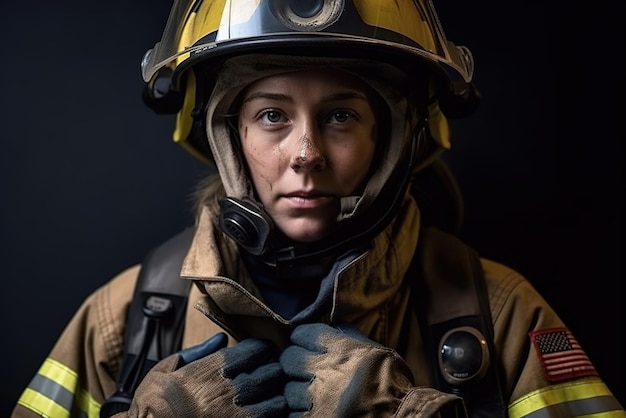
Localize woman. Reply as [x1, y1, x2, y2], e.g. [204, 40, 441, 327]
[12, 1, 624, 417]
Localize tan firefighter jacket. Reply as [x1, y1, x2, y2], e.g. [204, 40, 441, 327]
[12, 186, 625, 417]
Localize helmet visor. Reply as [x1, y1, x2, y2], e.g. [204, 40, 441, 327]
[142, 0, 474, 83]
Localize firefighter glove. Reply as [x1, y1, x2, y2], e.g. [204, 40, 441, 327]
[121, 333, 288, 418]
[279, 323, 466, 417]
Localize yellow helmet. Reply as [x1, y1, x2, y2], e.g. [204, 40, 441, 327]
[142, 0, 477, 165]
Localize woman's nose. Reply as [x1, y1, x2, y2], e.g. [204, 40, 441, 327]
[290, 131, 326, 172]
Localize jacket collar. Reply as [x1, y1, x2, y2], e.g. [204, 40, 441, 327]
[181, 189, 421, 335]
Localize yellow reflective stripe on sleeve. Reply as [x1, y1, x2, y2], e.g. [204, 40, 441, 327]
[77, 387, 101, 418]
[17, 358, 101, 418]
[18, 387, 71, 418]
[40, 358, 79, 391]
[509, 378, 626, 418]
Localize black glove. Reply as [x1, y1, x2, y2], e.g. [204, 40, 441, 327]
[119, 332, 288, 418]
[279, 323, 465, 418]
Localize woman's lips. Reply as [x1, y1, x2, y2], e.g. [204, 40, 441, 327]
[283, 192, 334, 209]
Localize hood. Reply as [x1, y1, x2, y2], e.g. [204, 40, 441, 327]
[205, 53, 417, 221]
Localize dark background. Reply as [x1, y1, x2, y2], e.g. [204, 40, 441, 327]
[1, 1, 623, 416]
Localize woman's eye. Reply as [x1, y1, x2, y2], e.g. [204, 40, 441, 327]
[259, 110, 283, 123]
[329, 110, 355, 124]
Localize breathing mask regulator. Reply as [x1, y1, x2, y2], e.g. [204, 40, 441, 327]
[140, 0, 489, 392]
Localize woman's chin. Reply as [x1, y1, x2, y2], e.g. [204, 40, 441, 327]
[278, 220, 333, 243]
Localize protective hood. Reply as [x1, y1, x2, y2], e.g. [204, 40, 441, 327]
[206, 53, 434, 222]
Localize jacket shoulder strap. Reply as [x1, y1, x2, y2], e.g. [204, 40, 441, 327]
[415, 226, 507, 417]
[100, 227, 195, 417]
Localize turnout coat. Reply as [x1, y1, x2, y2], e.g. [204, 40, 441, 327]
[12, 182, 624, 417]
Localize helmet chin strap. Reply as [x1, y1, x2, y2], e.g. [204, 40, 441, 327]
[218, 117, 426, 278]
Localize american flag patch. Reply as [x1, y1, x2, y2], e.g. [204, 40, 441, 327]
[529, 327, 598, 383]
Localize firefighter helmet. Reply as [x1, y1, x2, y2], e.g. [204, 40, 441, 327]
[141, 0, 477, 269]
[142, 0, 476, 164]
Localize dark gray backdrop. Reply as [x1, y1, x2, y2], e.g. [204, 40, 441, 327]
[2, 1, 623, 415]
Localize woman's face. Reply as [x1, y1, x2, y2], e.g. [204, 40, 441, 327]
[238, 68, 378, 242]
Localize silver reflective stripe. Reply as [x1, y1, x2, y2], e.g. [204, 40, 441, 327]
[28, 373, 74, 412]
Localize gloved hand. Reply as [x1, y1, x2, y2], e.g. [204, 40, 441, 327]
[121, 332, 288, 418]
[279, 323, 465, 418]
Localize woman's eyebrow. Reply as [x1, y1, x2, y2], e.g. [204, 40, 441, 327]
[324, 91, 369, 102]
[244, 91, 368, 104]
[243, 92, 292, 104]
